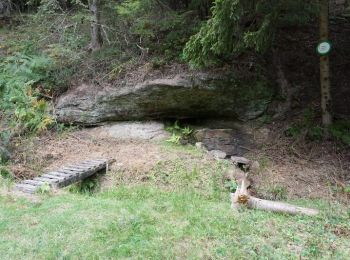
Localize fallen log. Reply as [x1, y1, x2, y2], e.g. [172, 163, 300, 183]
[231, 178, 319, 216]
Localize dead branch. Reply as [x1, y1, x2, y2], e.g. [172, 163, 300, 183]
[231, 176, 319, 216]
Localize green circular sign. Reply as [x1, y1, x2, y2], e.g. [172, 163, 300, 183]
[317, 41, 332, 56]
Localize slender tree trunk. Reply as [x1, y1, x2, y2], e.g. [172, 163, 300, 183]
[89, 0, 103, 51]
[319, 0, 332, 126]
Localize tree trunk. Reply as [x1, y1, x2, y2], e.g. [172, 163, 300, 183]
[89, 0, 103, 51]
[319, 0, 332, 126]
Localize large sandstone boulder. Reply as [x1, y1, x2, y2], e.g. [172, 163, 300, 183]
[55, 73, 273, 125]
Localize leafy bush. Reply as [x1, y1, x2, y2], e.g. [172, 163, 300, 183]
[69, 177, 100, 195]
[0, 166, 13, 180]
[329, 120, 350, 145]
[284, 108, 327, 142]
[165, 121, 193, 145]
[224, 180, 237, 193]
[0, 53, 54, 134]
[37, 182, 51, 194]
[268, 185, 288, 200]
[166, 133, 181, 145]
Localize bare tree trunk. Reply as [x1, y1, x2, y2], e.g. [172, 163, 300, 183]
[319, 0, 332, 126]
[89, 0, 103, 51]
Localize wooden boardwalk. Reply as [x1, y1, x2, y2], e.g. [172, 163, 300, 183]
[14, 159, 111, 194]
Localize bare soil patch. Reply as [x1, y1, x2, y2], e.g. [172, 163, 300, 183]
[246, 123, 350, 203]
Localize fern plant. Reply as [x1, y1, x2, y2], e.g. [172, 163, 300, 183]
[165, 121, 193, 145]
[0, 53, 54, 134]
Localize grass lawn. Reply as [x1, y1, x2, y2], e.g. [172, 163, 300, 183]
[1, 181, 349, 259]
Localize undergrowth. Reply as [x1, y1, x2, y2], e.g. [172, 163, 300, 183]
[0, 52, 54, 135]
[284, 108, 350, 146]
[165, 120, 193, 145]
[69, 176, 100, 195]
[0, 13, 88, 141]
[329, 120, 350, 145]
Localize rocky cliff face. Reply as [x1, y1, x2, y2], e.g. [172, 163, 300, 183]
[55, 73, 273, 125]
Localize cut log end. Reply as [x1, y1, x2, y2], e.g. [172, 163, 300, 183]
[230, 175, 319, 216]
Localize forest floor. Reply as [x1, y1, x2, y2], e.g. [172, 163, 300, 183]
[5, 121, 350, 202]
[1, 122, 350, 259]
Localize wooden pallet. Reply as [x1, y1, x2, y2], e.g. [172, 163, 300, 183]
[14, 159, 111, 194]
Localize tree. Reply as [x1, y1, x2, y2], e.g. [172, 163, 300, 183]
[183, 0, 335, 123]
[89, 0, 103, 51]
[183, 0, 316, 67]
[319, 0, 332, 126]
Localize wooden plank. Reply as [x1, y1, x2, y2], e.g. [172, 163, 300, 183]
[42, 174, 67, 181]
[14, 184, 38, 193]
[48, 171, 73, 178]
[34, 177, 59, 183]
[57, 169, 79, 175]
[15, 183, 37, 189]
[22, 180, 45, 186]
[57, 168, 77, 172]
[67, 165, 92, 170]
[61, 167, 85, 172]
[56, 170, 80, 180]
[77, 163, 98, 168]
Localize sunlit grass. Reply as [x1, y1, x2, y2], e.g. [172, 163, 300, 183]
[1, 181, 349, 259]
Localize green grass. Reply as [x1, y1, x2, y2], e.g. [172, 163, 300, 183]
[1, 181, 349, 259]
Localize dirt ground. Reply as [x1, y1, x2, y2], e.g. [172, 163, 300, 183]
[247, 123, 350, 203]
[7, 122, 350, 203]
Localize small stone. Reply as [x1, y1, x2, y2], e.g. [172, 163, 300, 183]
[231, 156, 251, 165]
[209, 150, 227, 159]
[180, 138, 189, 145]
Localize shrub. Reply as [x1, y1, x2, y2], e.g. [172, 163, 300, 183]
[165, 121, 193, 145]
[0, 53, 54, 134]
[329, 120, 350, 145]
